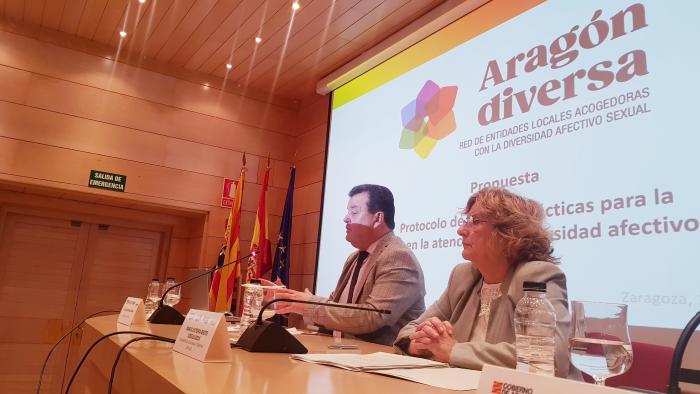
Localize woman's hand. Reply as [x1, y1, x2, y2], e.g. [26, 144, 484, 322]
[417, 330, 456, 363]
[407, 340, 433, 357]
[411, 317, 454, 340]
[407, 317, 455, 362]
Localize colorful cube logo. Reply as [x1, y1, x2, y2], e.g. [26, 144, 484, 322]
[399, 80, 458, 158]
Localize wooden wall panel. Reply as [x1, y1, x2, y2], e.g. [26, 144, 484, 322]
[22, 0, 44, 27]
[4, 0, 23, 21]
[138, 0, 195, 57]
[196, 1, 284, 75]
[121, 0, 174, 55]
[295, 96, 329, 138]
[153, 0, 220, 63]
[59, 0, 86, 35]
[168, 237, 190, 267]
[296, 123, 328, 161]
[0, 27, 335, 305]
[0, 68, 297, 162]
[222, 0, 330, 81]
[292, 182, 323, 217]
[76, 0, 109, 40]
[0, 64, 30, 103]
[0, 213, 88, 394]
[0, 30, 298, 135]
[169, 0, 242, 68]
[75, 223, 163, 321]
[290, 212, 321, 246]
[227, 0, 360, 83]
[289, 243, 318, 276]
[295, 153, 325, 188]
[288, 95, 329, 292]
[0, 27, 313, 282]
[41, 0, 67, 31]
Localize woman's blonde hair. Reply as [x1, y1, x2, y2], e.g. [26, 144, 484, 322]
[467, 187, 558, 264]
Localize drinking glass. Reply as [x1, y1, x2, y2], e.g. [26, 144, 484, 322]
[569, 301, 633, 385]
[162, 277, 180, 307]
[259, 286, 278, 320]
[147, 281, 161, 304]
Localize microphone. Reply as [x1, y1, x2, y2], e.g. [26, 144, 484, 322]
[236, 298, 391, 354]
[148, 253, 252, 325]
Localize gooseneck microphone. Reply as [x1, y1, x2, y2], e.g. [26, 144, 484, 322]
[149, 253, 252, 325]
[236, 298, 391, 354]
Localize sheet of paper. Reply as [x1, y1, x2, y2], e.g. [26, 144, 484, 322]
[369, 367, 481, 391]
[290, 352, 447, 371]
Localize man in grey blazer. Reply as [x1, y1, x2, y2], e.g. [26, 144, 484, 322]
[275, 184, 426, 345]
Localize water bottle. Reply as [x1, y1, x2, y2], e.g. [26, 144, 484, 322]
[239, 279, 263, 328]
[514, 281, 557, 376]
[145, 278, 161, 318]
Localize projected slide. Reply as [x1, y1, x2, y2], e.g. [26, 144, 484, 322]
[317, 0, 699, 329]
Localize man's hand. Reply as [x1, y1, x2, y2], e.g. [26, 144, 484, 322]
[259, 278, 285, 287]
[258, 278, 285, 304]
[274, 288, 315, 315]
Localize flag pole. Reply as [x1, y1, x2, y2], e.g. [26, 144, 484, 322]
[234, 153, 247, 315]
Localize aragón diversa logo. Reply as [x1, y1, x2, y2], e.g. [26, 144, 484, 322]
[399, 80, 458, 158]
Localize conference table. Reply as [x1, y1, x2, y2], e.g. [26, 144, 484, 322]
[72, 315, 467, 393]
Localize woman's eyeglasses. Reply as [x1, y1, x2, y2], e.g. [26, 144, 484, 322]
[457, 213, 489, 226]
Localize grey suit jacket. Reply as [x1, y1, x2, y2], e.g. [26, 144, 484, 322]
[395, 261, 578, 379]
[302, 232, 426, 345]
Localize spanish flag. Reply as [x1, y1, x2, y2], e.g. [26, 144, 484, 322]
[209, 165, 245, 312]
[248, 163, 271, 280]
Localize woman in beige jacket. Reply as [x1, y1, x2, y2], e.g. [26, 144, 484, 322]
[395, 187, 578, 379]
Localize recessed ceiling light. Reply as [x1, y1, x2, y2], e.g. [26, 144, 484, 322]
[138, 0, 146, 3]
[119, 31, 127, 37]
[292, 2, 300, 10]
[226, 63, 233, 70]
[255, 36, 262, 44]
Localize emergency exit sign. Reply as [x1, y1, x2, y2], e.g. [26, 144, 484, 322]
[88, 170, 126, 192]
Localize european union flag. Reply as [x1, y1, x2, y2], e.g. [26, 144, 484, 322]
[272, 167, 295, 287]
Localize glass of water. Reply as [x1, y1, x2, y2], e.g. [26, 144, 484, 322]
[162, 277, 180, 307]
[147, 279, 161, 304]
[260, 287, 279, 320]
[569, 301, 633, 385]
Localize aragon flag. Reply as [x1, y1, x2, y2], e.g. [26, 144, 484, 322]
[209, 163, 245, 312]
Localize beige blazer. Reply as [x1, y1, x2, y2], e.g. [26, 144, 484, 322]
[302, 232, 426, 345]
[395, 261, 578, 379]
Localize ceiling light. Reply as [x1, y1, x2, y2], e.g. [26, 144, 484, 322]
[255, 36, 262, 44]
[226, 63, 233, 70]
[119, 31, 127, 37]
[292, 2, 300, 10]
[138, 0, 146, 3]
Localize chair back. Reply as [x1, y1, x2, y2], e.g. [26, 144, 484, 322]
[668, 311, 700, 394]
[581, 341, 673, 392]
